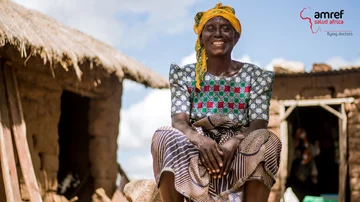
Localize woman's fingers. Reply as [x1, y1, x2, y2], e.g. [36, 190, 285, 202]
[200, 156, 214, 175]
[200, 156, 206, 166]
[217, 147, 231, 176]
[223, 150, 236, 176]
[200, 151, 215, 174]
[215, 144, 224, 156]
[217, 145, 225, 175]
[198, 138, 227, 178]
[212, 146, 223, 169]
[220, 152, 229, 176]
[219, 156, 228, 177]
[206, 149, 220, 174]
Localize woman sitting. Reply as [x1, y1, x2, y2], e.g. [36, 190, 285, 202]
[151, 3, 282, 202]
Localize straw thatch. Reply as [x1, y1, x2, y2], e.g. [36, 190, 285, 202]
[0, 0, 169, 89]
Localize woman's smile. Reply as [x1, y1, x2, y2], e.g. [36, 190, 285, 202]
[211, 41, 226, 47]
[201, 16, 239, 56]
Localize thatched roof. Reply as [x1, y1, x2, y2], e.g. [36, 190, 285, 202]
[0, 0, 169, 89]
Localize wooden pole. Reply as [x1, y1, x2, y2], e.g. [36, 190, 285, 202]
[279, 103, 288, 199]
[281, 98, 354, 106]
[320, 104, 343, 119]
[0, 61, 22, 202]
[280, 105, 296, 122]
[339, 103, 347, 202]
[0, 110, 14, 202]
[3, 66, 43, 202]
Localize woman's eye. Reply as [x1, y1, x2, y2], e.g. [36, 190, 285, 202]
[206, 26, 214, 31]
[222, 26, 230, 32]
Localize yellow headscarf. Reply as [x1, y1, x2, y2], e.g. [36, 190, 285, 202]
[193, 3, 242, 90]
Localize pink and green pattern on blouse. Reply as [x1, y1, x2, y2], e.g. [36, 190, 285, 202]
[169, 62, 274, 126]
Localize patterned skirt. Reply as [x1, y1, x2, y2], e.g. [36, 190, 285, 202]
[151, 115, 282, 202]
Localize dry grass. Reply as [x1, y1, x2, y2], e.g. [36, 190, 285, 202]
[0, 0, 169, 89]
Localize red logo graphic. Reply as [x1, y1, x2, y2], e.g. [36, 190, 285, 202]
[300, 7, 321, 34]
[300, 8, 351, 36]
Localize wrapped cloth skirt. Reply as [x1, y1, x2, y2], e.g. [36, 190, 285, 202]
[151, 115, 282, 202]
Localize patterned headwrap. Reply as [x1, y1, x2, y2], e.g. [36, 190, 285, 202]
[193, 3, 242, 90]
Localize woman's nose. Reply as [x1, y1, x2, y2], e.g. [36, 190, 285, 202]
[214, 29, 221, 37]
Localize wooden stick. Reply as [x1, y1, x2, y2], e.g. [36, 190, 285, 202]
[279, 103, 288, 197]
[0, 110, 15, 202]
[320, 103, 343, 120]
[280, 97, 354, 107]
[0, 63, 21, 202]
[117, 163, 130, 193]
[94, 188, 112, 202]
[4, 66, 43, 202]
[339, 103, 347, 202]
[69, 196, 79, 202]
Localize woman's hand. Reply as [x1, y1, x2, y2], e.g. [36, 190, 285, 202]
[171, 114, 224, 177]
[191, 134, 224, 177]
[218, 135, 244, 178]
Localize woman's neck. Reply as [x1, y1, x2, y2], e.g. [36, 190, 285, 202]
[206, 55, 236, 77]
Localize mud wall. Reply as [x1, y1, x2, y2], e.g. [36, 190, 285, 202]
[347, 99, 360, 202]
[0, 55, 123, 201]
[267, 71, 360, 202]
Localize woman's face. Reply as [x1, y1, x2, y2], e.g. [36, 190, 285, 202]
[201, 16, 239, 57]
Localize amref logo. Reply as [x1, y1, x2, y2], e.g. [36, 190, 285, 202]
[300, 7, 352, 36]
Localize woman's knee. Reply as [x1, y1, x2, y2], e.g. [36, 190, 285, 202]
[244, 180, 270, 202]
[158, 171, 183, 202]
[269, 132, 282, 156]
[151, 126, 182, 154]
[152, 126, 185, 142]
[152, 126, 174, 144]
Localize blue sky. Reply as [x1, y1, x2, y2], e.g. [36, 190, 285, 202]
[15, 0, 359, 180]
[119, 0, 360, 180]
[120, 0, 360, 108]
[120, 0, 360, 72]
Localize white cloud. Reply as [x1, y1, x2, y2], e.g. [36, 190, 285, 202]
[180, 51, 196, 66]
[118, 89, 171, 149]
[264, 58, 305, 72]
[123, 80, 144, 92]
[234, 54, 261, 67]
[117, 89, 171, 180]
[14, 0, 202, 49]
[124, 154, 154, 180]
[325, 56, 360, 70]
[235, 54, 251, 63]
[180, 52, 261, 67]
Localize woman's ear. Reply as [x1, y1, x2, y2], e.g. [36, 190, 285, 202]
[234, 32, 240, 45]
[200, 34, 204, 46]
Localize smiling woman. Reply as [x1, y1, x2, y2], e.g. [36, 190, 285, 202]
[150, 3, 282, 202]
[201, 16, 239, 63]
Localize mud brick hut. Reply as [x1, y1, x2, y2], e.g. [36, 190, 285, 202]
[0, 0, 168, 202]
[267, 63, 360, 202]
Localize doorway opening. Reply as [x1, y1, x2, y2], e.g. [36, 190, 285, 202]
[57, 90, 93, 202]
[285, 106, 339, 201]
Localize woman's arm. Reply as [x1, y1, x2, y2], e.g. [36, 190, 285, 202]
[232, 119, 268, 142]
[171, 113, 199, 142]
[172, 113, 224, 176]
[218, 119, 268, 176]
[237, 67, 274, 139]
